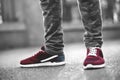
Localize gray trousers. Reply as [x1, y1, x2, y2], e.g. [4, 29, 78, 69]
[40, 0, 103, 55]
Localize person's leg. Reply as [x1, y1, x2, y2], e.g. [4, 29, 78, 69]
[40, 0, 64, 55]
[77, 0, 105, 69]
[78, 0, 103, 47]
[20, 0, 65, 67]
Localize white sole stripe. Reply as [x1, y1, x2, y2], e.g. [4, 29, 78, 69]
[20, 61, 66, 67]
[83, 64, 105, 69]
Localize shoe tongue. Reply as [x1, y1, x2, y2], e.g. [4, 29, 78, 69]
[88, 47, 97, 56]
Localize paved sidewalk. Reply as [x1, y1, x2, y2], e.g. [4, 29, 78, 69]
[0, 40, 120, 80]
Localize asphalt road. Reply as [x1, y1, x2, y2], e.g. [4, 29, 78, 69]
[0, 40, 120, 80]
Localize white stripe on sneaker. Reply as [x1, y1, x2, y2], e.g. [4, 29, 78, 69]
[41, 55, 58, 63]
[83, 63, 105, 69]
[20, 61, 66, 67]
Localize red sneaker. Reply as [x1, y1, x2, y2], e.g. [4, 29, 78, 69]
[20, 47, 65, 67]
[83, 47, 105, 69]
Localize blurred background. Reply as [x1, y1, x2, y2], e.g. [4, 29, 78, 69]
[0, 0, 120, 50]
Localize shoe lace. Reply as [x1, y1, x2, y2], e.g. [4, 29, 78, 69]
[88, 47, 97, 56]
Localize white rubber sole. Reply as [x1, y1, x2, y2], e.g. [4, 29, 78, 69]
[20, 61, 66, 68]
[83, 63, 105, 69]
